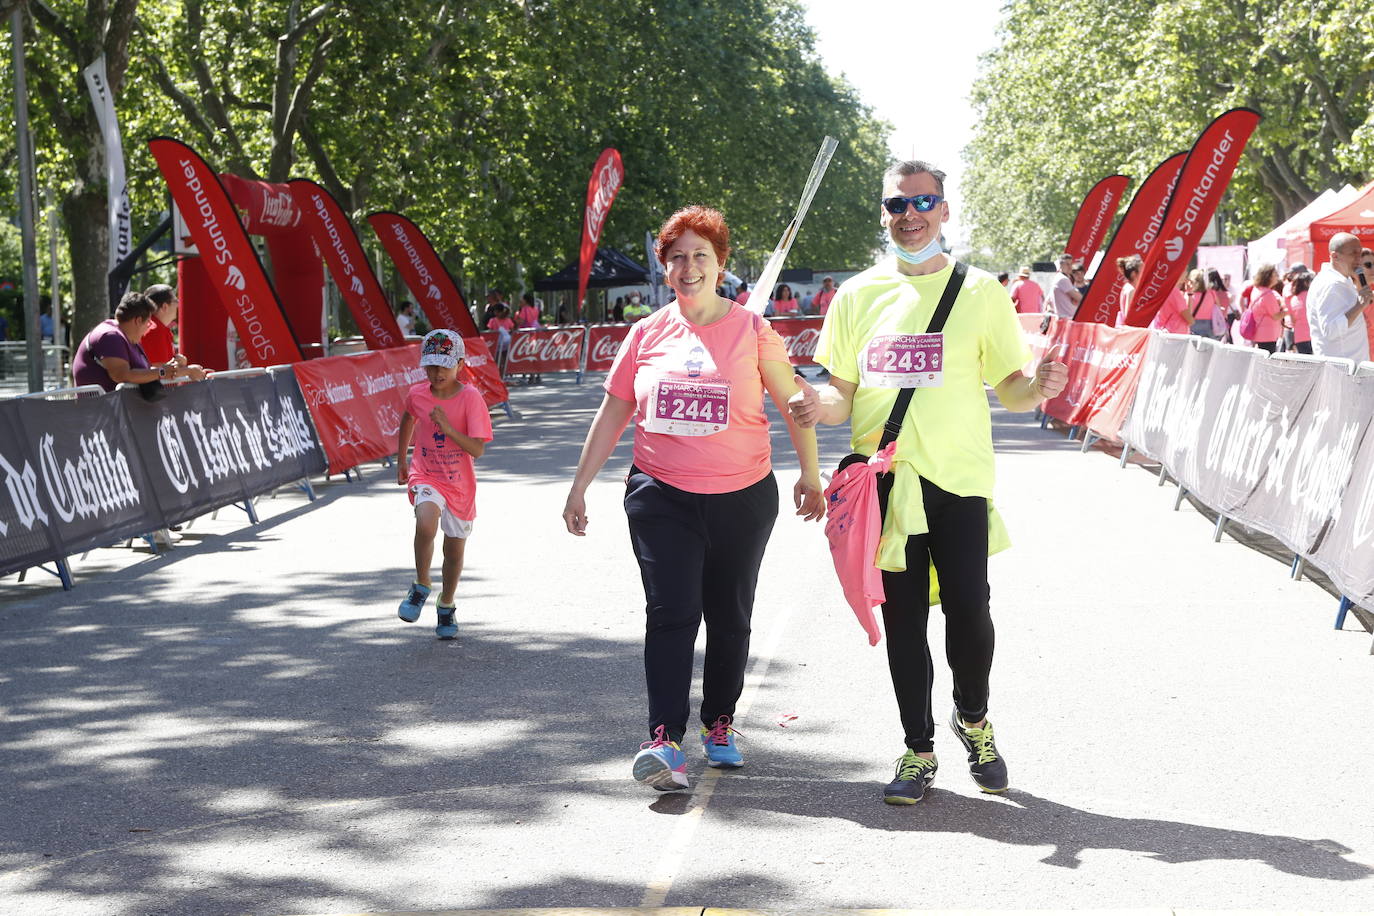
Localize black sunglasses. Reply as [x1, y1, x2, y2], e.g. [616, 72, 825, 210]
[882, 194, 944, 214]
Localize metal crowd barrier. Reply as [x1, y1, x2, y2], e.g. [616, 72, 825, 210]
[1050, 329, 1374, 651]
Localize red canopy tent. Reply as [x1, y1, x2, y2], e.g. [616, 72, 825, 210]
[1287, 179, 1374, 268]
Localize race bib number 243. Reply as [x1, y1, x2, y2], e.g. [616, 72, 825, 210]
[861, 333, 944, 388]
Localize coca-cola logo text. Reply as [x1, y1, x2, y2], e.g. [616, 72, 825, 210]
[585, 156, 623, 240]
[509, 330, 584, 367]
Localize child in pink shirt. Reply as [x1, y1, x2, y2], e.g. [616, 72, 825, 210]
[395, 330, 494, 638]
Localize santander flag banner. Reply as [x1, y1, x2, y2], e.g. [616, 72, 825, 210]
[1065, 175, 1130, 266]
[148, 137, 303, 365]
[366, 211, 479, 337]
[1126, 109, 1263, 325]
[578, 149, 624, 317]
[1075, 152, 1188, 325]
[288, 179, 404, 351]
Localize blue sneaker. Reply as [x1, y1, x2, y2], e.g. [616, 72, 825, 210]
[435, 605, 457, 640]
[398, 582, 430, 623]
[700, 715, 744, 768]
[632, 726, 690, 791]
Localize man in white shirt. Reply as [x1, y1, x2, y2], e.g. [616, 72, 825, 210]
[1047, 253, 1081, 319]
[1308, 232, 1373, 362]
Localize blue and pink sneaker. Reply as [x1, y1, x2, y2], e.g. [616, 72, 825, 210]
[700, 715, 744, 768]
[632, 725, 689, 791]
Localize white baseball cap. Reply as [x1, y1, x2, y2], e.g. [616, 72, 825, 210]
[419, 329, 465, 368]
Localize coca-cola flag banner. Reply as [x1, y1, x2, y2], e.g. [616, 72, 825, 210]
[1121, 337, 1374, 607]
[509, 327, 586, 374]
[288, 179, 404, 351]
[1065, 175, 1130, 267]
[770, 317, 824, 367]
[367, 211, 479, 337]
[1076, 152, 1187, 325]
[578, 149, 624, 318]
[149, 137, 303, 365]
[219, 174, 303, 234]
[1021, 316, 1151, 440]
[1127, 108, 1263, 324]
[585, 323, 633, 372]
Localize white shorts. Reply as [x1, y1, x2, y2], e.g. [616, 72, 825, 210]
[410, 484, 474, 539]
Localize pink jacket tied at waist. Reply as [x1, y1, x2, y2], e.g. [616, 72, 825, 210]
[823, 442, 897, 646]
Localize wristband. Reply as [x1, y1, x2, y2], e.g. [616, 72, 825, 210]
[158, 366, 168, 379]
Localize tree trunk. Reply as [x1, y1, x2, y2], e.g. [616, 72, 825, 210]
[63, 189, 112, 341]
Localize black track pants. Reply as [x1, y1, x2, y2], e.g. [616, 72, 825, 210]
[625, 467, 778, 744]
[880, 477, 995, 752]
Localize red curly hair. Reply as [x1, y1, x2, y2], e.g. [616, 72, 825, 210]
[655, 206, 731, 281]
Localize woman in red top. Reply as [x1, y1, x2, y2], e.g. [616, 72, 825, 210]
[562, 205, 823, 792]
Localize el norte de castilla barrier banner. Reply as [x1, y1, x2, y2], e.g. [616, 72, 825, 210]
[0, 372, 326, 579]
[1121, 334, 1374, 609]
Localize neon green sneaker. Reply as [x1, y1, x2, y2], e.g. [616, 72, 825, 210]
[883, 750, 937, 805]
[949, 709, 1010, 793]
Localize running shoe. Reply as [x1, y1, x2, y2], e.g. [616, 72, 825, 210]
[700, 715, 744, 768]
[884, 750, 937, 805]
[632, 725, 689, 791]
[398, 582, 430, 623]
[949, 709, 1010, 793]
[435, 605, 457, 640]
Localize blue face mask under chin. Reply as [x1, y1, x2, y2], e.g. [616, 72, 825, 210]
[892, 235, 945, 265]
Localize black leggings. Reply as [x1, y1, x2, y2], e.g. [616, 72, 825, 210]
[625, 467, 778, 743]
[880, 477, 994, 752]
[1255, 340, 1277, 353]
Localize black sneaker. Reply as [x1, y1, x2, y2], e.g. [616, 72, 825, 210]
[883, 750, 937, 805]
[949, 709, 1009, 793]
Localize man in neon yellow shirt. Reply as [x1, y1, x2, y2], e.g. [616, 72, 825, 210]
[789, 159, 1067, 805]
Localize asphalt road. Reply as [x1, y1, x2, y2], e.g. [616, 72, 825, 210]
[2, 371, 1372, 915]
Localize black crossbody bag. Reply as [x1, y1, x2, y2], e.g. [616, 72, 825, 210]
[835, 261, 968, 519]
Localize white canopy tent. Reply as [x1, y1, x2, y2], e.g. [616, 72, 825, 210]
[1245, 185, 1359, 275]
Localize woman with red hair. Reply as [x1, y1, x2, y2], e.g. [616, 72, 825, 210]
[562, 205, 824, 792]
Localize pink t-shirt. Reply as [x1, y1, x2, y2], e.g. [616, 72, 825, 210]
[735, 289, 750, 306]
[515, 305, 540, 328]
[1249, 287, 1283, 342]
[771, 298, 799, 316]
[813, 288, 836, 315]
[404, 382, 494, 520]
[1288, 291, 1310, 342]
[1149, 287, 1191, 334]
[1009, 278, 1043, 315]
[1115, 282, 1135, 327]
[488, 317, 515, 333]
[605, 302, 789, 494]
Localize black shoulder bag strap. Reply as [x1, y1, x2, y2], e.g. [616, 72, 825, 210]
[872, 260, 968, 518]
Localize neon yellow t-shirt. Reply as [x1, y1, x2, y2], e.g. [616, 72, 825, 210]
[815, 258, 1031, 576]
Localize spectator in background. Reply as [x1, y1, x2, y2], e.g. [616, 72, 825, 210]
[1008, 265, 1043, 315]
[735, 282, 750, 306]
[1205, 269, 1233, 339]
[515, 292, 542, 328]
[1286, 270, 1314, 354]
[1245, 263, 1285, 353]
[623, 292, 652, 322]
[801, 288, 814, 313]
[1071, 261, 1090, 298]
[1048, 253, 1081, 318]
[39, 308, 53, 342]
[141, 284, 179, 365]
[997, 271, 1009, 287]
[396, 301, 417, 337]
[72, 291, 204, 392]
[1308, 232, 1372, 362]
[769, 283, 800, 316]
[1148, 274, 1194, 335]
[1114, 255, 1143, 327]
[813, 275, 836, 315]
[556, 304, 570, 324]
[1185, 270, 1216, 338]
[482, 290, 509, 329]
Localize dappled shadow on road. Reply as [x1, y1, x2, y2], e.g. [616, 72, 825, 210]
[0, 562, 659, 915]
[708, 780, 1371, 882]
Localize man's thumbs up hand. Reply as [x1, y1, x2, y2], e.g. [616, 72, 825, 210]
[788, 374, 821, 428]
